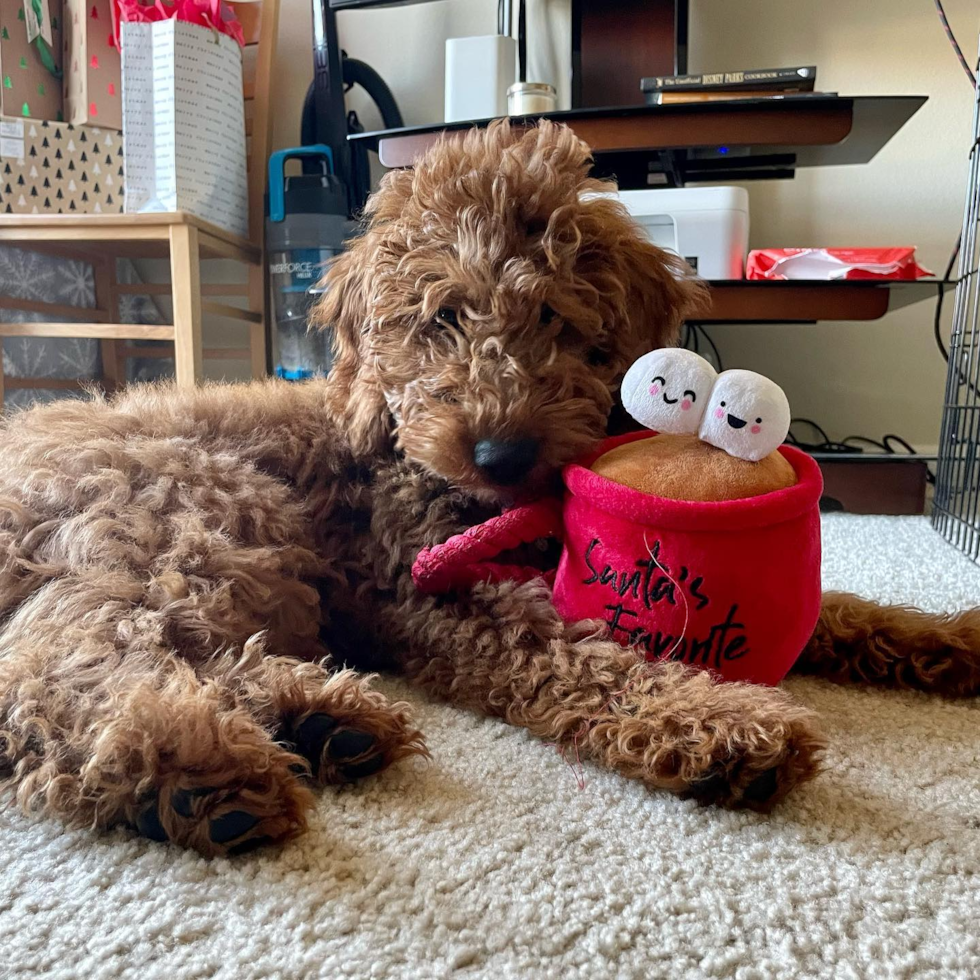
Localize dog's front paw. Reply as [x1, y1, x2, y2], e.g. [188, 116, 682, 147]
[583, 660, 826, 808]
[132, 751, 313, 857]
[278, 671, 428, 786]
[677, 708, 826, 810]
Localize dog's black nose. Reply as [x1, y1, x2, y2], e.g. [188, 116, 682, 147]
[473, 438, 539, 486]
[727, 414, 747, 430]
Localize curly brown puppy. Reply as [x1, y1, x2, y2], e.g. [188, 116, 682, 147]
[1, 121, 978, 856]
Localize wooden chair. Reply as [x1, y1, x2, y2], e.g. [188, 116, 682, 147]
[0, 0, 280, 408]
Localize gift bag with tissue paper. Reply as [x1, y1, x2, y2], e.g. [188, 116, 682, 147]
[120, 0, 247, 236]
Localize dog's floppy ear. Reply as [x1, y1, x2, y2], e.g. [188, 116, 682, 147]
[614, 232, 707, 361]
[313, 240, 393, 456]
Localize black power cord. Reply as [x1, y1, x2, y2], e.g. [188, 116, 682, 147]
[787, 417, 936, 484]
[932, 0, 977, 87]
[934, 233, 960, 361]
[682, 322, 723, 371]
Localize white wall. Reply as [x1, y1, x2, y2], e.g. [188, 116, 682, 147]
[270, 0, 978, 451]
[688, 0, 977, 452]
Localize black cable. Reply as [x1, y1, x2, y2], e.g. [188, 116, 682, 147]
[682, 323, 724, 371]
[788, 422, 934, 482]
[518, 0, 527, 83]
[696, 324, 723, 372]
[934, 233, 960, 361]
[932, 0, 977, 88]
[883, 434, 921, 456]
[787, 417, 850, 452]
[342, 57, 404, 129]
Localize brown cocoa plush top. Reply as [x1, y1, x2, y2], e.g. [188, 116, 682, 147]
[590, 433, 797, 502]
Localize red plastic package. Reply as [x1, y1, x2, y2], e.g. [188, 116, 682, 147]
[746, 247, 932, 281]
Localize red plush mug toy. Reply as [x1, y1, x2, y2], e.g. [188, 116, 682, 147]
[413, 350, 823, 686]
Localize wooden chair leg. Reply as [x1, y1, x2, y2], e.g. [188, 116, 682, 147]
[169, 225, 203, 387]
[95, 257, 124, 392]
[247, 261, 267, 379]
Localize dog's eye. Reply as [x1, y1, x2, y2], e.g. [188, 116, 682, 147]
[434, 308, 459, 329]
[540, 304, 557, 325]
[587, 346, 611, 366]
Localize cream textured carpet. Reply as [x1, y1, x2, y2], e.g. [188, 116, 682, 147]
[3, 515, 980, 980]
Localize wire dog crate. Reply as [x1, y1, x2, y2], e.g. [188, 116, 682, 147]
[933, 38, 980, 563]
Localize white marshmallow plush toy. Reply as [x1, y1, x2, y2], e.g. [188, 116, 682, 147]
[622, 349, 792, 463]
[620, 348, 718, 435]
[698, 368, 792, 463]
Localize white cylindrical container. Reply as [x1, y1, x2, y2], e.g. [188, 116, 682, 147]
[445, 36, 518, 122]
[507, 82, 557, 116]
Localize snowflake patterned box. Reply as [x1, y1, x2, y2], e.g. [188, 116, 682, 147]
[0, 116, 124, 213]
[0, 0, 64, 121]
[62, 0, 121, 131]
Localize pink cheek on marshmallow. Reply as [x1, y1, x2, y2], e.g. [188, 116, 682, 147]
[680, 399, 692, 411]
[714, 408, 724, 420]
[649, 384, 660, 396]
[751, 424, 762, 434]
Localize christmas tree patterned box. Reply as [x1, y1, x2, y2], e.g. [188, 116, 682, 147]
[0, 116, 123, 213]
[0, 0, 64, 121]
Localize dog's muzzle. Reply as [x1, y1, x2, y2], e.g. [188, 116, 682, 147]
[473, 438, 540, 486]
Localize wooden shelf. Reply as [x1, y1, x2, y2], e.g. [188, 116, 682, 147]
[350, 95, 927, 187]
[330, 0, 434, 7]
[701, 279, 952, 324]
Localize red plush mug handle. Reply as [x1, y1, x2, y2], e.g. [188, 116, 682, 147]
[412, 498, 565, 594]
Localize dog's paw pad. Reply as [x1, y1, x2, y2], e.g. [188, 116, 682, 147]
[135, 797, 169, 842]
[340, 754, 387, 781]
[133, 787, 286, 855]
[172, 785, 218, 819]
[327, 729, 377, 761]
[683, 763, 785, 809]
[209, 810, 261, 845]
[228, 835, 275, 856]
[742, 767, 780, 804]
[286, 713, 382, 782]
[685, 771, 730, 806]
[292, 713, 338, 762]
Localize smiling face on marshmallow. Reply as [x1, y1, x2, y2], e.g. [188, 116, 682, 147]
[698, 369, 791, 462]
[621, 349, 718, 435]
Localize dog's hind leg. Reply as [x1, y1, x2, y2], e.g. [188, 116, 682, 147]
[200, 644, 428, 785]
[794, 591, 980, 696]
[0, 577, 313, 857]
[384, 579, 826, 809]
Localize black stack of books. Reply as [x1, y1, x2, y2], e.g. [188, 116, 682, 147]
[641, 66, 823, 105]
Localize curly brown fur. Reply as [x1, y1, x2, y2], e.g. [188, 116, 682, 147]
[796, 591, 980, 697]
[0, 121, 971, 856]
[0, 383, 426, 856]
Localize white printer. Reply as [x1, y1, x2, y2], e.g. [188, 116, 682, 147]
[605, 186, 750, 280]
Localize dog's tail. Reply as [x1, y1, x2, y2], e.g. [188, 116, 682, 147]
[793, 591, 980, 696]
